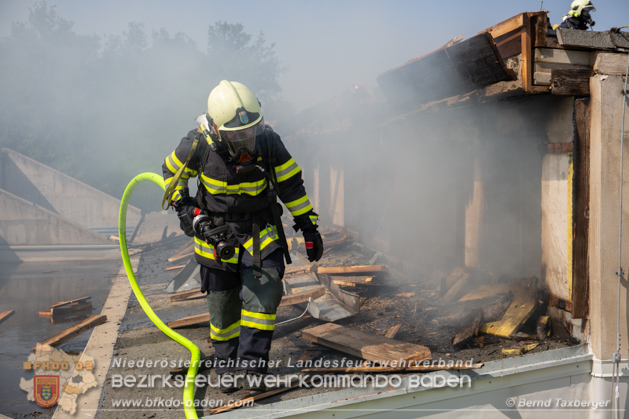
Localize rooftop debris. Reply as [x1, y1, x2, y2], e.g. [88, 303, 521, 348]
[385, 324, 402, 339]
[317, 264, 388, 276]
[38, 296, 93, 323]
[170, 288, 205, 302]
[164, 264, 186, 271]
[479, 277, 538, 338]
[283, 259, 360, 322]
[502, 342, 539, 356]
[34, 314, 107, 352]
[168, 313, 210, 329]
[165, 258, 200, 293]
[302, 323, 431, 364]
[0, 310, 15, 325]
[278, 287, 326, 306]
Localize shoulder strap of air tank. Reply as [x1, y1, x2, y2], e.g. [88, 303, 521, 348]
[161, 133, 202, 210]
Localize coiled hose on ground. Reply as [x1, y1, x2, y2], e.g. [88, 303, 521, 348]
[118, 172, 200, 419]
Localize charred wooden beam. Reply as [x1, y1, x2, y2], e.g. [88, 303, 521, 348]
[551, 68, 594, 96]
[572, 98, 591, 319]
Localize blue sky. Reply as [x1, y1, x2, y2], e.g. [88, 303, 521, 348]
[1, 0, 627, 112]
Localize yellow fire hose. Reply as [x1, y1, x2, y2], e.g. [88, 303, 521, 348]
[118, 172, 200, 419]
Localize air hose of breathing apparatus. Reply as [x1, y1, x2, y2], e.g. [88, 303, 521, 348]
[118, 172, 200, 419]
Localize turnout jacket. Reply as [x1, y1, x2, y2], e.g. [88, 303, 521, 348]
[162, 126, 313, 272]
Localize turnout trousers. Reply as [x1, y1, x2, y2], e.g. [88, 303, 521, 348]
[200, 248, 285, 374]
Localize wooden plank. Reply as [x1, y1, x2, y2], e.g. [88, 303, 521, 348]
[551, 68, 593, 96]
[168, 313, 210, 329]
[479, 281, 536, 338]
[35, 315, 107, 351]
[50, 301, 92, 318]
[332, 279, 381, 287]
[0, 310, 15, 325]
[317, 265, 388, 276]
[49, 296, 91, 309]
[532, 14, 549, 48]
[170, 288, 205, 302]
[521, 13, 533, 92]
[302, 323, 431, 363]
[572, 98, 591, 319]
[38, 311, 52, 319]
[164, 264, 186, 272]
[482, 13, 524, 39]
[278, 287, 325, 307]
[385, 324, 402, 339]
[284, 263, 316, 277]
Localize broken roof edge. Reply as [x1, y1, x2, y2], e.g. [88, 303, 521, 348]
[208, 344, 590, 418]
[375, 11, 553, 120]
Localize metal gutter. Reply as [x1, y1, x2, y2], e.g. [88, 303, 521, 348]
[207, 345, 595, 418]
[0, 244, 121, 262]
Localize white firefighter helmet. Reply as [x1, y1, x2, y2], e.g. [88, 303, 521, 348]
[207, 80, 264, 157]
[569, 0, 595, 18]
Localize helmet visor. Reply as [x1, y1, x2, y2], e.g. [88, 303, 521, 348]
[220, 119, 265, 157]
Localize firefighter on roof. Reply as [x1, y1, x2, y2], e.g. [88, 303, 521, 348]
[162, 80, 323, 393]
[558, 0, 596, 30]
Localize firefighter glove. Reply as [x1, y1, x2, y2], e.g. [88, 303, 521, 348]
[303, 230, 323, 262]
[173, 197, 199, 237]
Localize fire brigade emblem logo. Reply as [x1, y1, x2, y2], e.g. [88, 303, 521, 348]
[34, 375, 59, 408]
[238, 111, 249, 124]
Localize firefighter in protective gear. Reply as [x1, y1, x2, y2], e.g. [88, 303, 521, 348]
[162, 80, 323, 393]
[558, 0, 596, 30]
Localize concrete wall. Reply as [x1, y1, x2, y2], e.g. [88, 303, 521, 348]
[0, 148, 141, 228]
[588, 52, 629, 360]
[0, 188, 111, 245]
